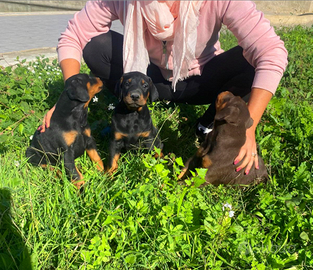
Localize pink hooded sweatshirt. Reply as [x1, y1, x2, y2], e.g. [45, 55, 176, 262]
[57, 1, 288, 95]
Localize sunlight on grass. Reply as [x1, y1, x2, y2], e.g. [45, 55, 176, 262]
[0, 26, 313, 269]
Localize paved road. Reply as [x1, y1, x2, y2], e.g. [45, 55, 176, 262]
[0, 12, 123, 53]
[0, 11, 311, 67]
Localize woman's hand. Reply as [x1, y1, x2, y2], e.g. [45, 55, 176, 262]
[233, 87, 273, 174]
[234, 127, 259, 175]
[40, 105, 55, 132]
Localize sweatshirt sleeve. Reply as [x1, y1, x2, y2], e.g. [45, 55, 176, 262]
[57, 1, 122, 64]
[219, 1, 288, 94]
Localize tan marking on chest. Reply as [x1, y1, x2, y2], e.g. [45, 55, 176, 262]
[136, 106, 143, 112]
[137, 131, 151, 138]
[202, 155, 212, 168]
[115, 132, 128, 140]
[63, 131, 78, 146]
[83, 128, 91, 137]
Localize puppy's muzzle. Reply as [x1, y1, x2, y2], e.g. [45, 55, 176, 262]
[124, 90, 146, 108]
[130, 92, 140, 101]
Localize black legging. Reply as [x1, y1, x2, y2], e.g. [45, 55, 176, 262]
[83, 30, 255, 125]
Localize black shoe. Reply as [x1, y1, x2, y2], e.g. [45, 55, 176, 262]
[195, 122, 213, 143]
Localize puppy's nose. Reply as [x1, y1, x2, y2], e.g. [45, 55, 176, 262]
[130, 93, 140, 101]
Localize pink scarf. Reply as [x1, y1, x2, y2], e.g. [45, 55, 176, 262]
[123, 1, 202, 91]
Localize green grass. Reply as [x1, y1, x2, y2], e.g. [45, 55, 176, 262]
[0, 26, 313, 269]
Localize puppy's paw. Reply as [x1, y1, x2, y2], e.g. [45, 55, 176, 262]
[153, 151, 164, 159]
[177, 167, 188, 180]
[72, 179, 85, 190]
[104, 165, 118, 176]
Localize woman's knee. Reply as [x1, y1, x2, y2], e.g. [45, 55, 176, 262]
[83, 31, 123, 80]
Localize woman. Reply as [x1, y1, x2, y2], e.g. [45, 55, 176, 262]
[42, 1, 288, 175]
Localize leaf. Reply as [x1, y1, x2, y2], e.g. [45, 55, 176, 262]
[254, 211, 264, 218]
[185, 179, 192, 186]
[252, 263, 266, 270]
[175, 157, 184, 167]
[154, 163, 164, 174]
[195, 168, 207, 179]
[0, 135, 9, 143]
[282, 253, 299, 264]
[125, 254, 136, 264]
[276, 233, 289, 255]
[7, 88, 19, 96]
[300, 231, 309, 241]
[278, 193, 293, 202]
[177, 187, 188, 216]
[18, 124, 24, 135]
[259, 134, 272, 145]
[153, 146, 161, 157]
[193, 176, 206, 188]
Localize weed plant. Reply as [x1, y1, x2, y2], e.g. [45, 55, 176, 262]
[0, 26, 312, 269]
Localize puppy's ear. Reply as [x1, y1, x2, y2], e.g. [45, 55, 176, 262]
[114, 76, 123, 102]
[245, 117, 254, 129]
[148, 78, 159, 102]
[65, 76, 90, 102]
[215, 106, 239, 125]
[216, 91, 233, 111]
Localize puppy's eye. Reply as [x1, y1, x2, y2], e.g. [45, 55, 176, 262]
[142, 83, 149, 89]
[124, 81, 130, 87]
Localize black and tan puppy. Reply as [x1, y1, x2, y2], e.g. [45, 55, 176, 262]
[26, 74, 104, 189]
[179, 91, 268, 186]
[108, 71, 163, 173]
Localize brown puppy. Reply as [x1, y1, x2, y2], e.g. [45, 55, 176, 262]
[178, 91, 268, 186]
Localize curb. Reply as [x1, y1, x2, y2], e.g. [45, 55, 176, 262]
[266, 14, 313, 27]
[0, 11, 75, 16]
[0, 47, 57, 68]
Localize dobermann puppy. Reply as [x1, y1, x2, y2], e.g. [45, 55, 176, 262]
[108, 71, 163, 173]
[178, 91, 268, 186]
[26, 74, 104, 189]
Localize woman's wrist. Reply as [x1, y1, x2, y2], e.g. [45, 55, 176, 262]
[60, 58, 81, 81]
[247, 87, 273, 128]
